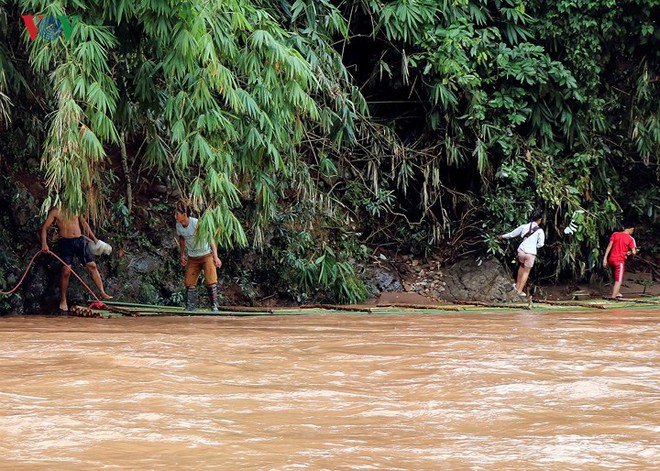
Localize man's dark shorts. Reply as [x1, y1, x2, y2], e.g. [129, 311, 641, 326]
[57, 236, 93, 266]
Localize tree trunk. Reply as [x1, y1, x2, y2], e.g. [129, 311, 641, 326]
[119, 133, 133, 213]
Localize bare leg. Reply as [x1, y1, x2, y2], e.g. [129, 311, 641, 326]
[86, 261, 113, 300]
[516, 266, 532, 294]
[60, 265, 72, 311]
[609, 264, 624, 299]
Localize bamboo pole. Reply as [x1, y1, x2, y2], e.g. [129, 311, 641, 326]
[608, 297, 660, 305]
[215, 306, 275, 313]
[451, 300, 530, 310]
[299, 304, 374, 313]
[103, 300, 275, 313]
[374, 303, 463, 311]
[119, 132, 133, 213]
[535, 299, 608, 310]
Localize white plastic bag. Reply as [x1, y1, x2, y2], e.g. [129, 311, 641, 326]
[87, 239, 113, 256]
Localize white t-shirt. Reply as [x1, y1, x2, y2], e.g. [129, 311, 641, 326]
[176, 217, 211, 258]
[502, 222, 545, 255]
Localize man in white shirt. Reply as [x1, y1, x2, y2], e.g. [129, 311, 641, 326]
[499, 209, 545, 297]
[175, 201, 222, 311]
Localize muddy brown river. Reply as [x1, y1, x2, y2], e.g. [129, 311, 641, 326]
[0, 309, 658, 469]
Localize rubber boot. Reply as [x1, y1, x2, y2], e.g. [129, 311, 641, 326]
[207, 284, 219, 312]
[185, 286, 197, 311]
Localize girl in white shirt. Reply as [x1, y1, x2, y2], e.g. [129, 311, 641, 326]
[499, 209, 545, 297]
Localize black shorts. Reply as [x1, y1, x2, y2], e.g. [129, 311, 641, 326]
[57, 236, 93, 266]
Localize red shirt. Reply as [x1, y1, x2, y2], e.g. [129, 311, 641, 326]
[607, 231, 636, 264]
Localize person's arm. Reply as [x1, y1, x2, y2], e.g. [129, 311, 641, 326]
[179, 236, 187, 266]
[210, 240, 222, 268]
[629, 238, 637, 257]
[40, 209, 57, 253]
[498, 224, 523, 240]
[79, 216, 98, 242]
[602, 240, 613, 268]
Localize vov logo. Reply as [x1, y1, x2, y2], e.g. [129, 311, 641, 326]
[21, 15, 79, 41]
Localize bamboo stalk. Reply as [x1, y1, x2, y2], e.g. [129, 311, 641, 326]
[535, 299, 608, 309]
[105, 301, 277, 313]
[451, 300, 530, 310]
[135, 306, 274, 314]
[70, 305, 103, 318]
[299, 304, 373, 313]
[608, 297, 660, 305]
[104, 300, 183, 309]
[119, 132, 133, 212]
[374, 303, 463, 311]
[215, 306, 275, 313]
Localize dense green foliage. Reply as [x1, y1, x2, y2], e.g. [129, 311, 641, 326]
[0, 0, 658, 305]
[335, 0, 658, 277]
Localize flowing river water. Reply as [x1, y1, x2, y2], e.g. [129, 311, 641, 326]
[0, 309, 658, 470]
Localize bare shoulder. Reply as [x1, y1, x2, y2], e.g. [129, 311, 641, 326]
[44, 207, 60, 223]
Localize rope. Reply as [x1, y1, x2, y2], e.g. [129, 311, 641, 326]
[0, 250, 102, 304]
[0, 250, 42, 296]
[46, 251, 102, 304]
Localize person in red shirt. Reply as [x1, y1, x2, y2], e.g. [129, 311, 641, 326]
[601, 222, 637, 299]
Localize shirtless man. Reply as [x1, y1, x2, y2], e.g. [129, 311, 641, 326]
[40, 208, 112, 311]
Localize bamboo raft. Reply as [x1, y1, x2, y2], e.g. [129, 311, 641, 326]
[68, 297, 660, 319]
